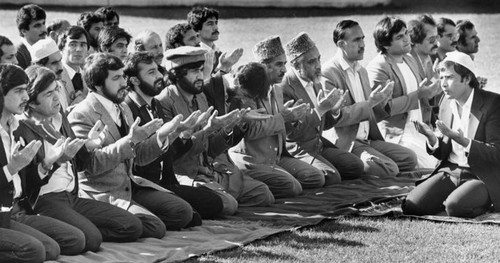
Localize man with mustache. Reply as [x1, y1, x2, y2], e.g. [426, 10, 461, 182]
[322, 20, 417, 177]
[165, 23, 201, 50]
[68, 52, 194, 236]
[187, 6, 243, 80]
[279, 32, 364, 181]
[229, 36, 327, 197]
[456, 20, 487, 89]
[367, 16, 441, 169]
[124, 51, 224, 222]
[59, 26, 91, 110]
[134, 30, 167, 75]
[432, 17, 458, 63]
[15, 4, 48, 69]
[0, 36, 18, 65]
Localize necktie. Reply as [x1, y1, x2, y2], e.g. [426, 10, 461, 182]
[72, 72, 84, 92]
[147, 99, 159, 118]
[190, 95, 199, 111]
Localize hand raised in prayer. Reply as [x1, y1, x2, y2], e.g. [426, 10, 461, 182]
[242, 108, 271, 121]
[317, 88, 348, 116]
[157, 114, 183, 143]
[195, 106, 215, 129]
[417, 78, 441, 99]
[436, 120, 470, 147]
[177, 110, 201, 133]
[128, 117, 164, 144]
[369, 81, 394, 107]
[7, 139, 42, 175]
[413, 120, 437, 146]
[281, 99, 310, 122]
[86, 120, 107, 151]
[219, 48, 244, 73]
[57, 137, 87, 163]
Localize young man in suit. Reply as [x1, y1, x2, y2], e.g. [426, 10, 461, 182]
[15, 65, 144, 252]
[58, 26, 91, 109]
[431, 17, 458, 63]
[68, 52, 194, 237]
[123, 51, 224, 221]
[0, 63, 50, 263]
[403, 51, 500, 218]
[15, 4, 47, 69]
[278, 32, 365, 181]
[322, 20, 417, 177]
[0, 63, 85, 259]
[367, 16, 441, 169]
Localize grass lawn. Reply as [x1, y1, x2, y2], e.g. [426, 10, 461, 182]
[1, 4, 499, 262]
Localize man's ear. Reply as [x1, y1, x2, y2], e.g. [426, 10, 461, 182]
[463, 74, 471, 85]
[130, 76, 140, 87]
[95, 85, 103, 93]
[338, 40, 345, 48]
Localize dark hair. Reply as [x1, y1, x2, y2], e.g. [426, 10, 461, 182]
[58, 26, 91, 51]
[0, 36, 14, 58]
[166, 61, 204, 85]
[95, 6, 119, 25]
[47, 19, 69, 35]
[16, 4, 46, 37]
[333, 20, 359, 45]
[233, 62, 269, 100]
[123, 51, 155, 90]
[98, 27, 132, 52]
[83, 52, 124, 91]
[0, 64, 29, 96]
[408, 15, 436, 45]
[437, 17, 455, 37]
[456, 20, 475, 46]
[76, 11, 104, 33]
[440, 60, 479, 89]
[165, 23, 193, 50]
[25, 65, 56, 108]
[187, 6, 219, 32]
[373, 16, 407, 54]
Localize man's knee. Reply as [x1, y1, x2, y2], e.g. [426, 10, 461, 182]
[251, 184, 275, 206]
[58, 228, 86, 255]
[401, 196, 427, 216]
[397, 150, 418, 172]
[218, 191, 239, 216]
[445, 199, 490, 218]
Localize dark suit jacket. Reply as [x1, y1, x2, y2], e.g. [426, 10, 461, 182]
[124, 93, 190, 186]
[15, 42, 31, 69]
[13, 112, 90, 208]
[0, 140, 14, 208]
[424, 89, 500, 209]
[321, 54, 389, 151]
[367, 52, 432, 144]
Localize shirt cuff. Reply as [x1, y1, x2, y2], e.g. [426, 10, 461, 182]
[156, 133, 169, 151]
[37, 163, 49, 179]
[2, 165, 13, 182]
[464, 138, 472, 152]
[427, 139, 438, 151]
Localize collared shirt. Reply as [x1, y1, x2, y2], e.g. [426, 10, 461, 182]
[0, 116, 23, 198]
[200, 42, 220, 81]
[448, 89, 474, 167]
[339, 56, 370, 140]
[127, 91, 168, 149]
[397, 61, 422, 123]
[20, 37, 33, 56]
[427, 90, 474, 167]
[36, 113, 76, 195]
[94, 92, 122, 126]
[62, 62, 81, 81]
[292, 68, 322, 119]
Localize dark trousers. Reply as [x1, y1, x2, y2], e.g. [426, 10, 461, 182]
[35, 191, 143, 252]
[0, 223, 46, 263]
[165, 184, 223, 219]
[403, 163, 492, 217]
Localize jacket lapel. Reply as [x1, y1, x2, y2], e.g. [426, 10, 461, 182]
[470, 90, 484, 139]
[87, 93, 121, 142]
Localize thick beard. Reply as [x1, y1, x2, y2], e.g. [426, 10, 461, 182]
[103, 86, 126, 104]
[139, 78, 163, 97]
[177, 78, 203, 95]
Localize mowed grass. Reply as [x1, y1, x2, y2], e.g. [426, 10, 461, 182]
[1, 6, 500, 262]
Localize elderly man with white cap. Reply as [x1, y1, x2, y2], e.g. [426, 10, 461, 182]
[403, 51, 500, 218]
[278, 32, 365, 183]
[31, 38, 71, 110]
[157, 46, 275, 215]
